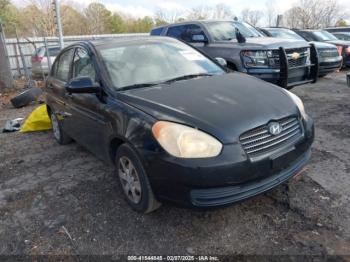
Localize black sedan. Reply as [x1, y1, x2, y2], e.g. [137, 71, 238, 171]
[45, 37, 314, 213]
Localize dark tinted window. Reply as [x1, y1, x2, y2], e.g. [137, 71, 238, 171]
[297, 31, 314, 41]
[167, 24, 206, 42]
[150, 27, 164, 35]
[55, 49, 74, 82]
[72, 48, 96, 80]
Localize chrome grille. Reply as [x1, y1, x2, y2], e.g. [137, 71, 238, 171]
[240, 117, 303, 157]
[319, 48, 339, 58]
[286, 48, 309, 68]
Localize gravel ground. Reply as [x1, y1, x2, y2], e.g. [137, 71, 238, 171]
[0, 71, 350, 258]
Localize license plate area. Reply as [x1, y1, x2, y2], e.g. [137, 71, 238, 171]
[270, 147, 297, 171]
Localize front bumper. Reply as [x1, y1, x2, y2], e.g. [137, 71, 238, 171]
[319, 57, 343, 75]
[243, 45, 319, 89]
[142, 117, 314, 208]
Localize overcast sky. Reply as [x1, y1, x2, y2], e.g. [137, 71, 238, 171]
[14, 0, 350, 21]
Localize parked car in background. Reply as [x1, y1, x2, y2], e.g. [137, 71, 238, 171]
[293, 29, 350, 68]
[151, 20, 319, 89]
[325, 26, 350, 33]
[45, 37, 314, 213]
[261, 27, 342, 77]
[31, 46, 61, 78]
[332, 32, 350, 41]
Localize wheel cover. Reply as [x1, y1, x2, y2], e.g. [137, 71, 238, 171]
[118, 156, 142, 204]
[51, 113, 60, 140]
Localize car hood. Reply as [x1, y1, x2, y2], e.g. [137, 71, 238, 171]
[221, 37, 309, 50]
[117, 73, 299, 144]
[325, 40, 350, 46]
[311, 41, 338, 49]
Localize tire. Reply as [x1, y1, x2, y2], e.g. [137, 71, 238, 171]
[49, 111, 72, 145]
[10, 87, 42, 108]
[115, 144, 161, 213]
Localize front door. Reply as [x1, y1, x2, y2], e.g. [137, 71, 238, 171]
[63, 47, 110, 158]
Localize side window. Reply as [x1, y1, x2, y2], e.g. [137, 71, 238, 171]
[181, 24, 207, 42]
[299, 32, 313, 41]
[72, 48, 96, 81]
[166, 25, 187, 39]
[167, 24, 207, 43]
[55, 49, 74, 82]
[150, 27, 163, 36]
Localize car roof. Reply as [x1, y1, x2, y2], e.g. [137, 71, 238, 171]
[263, 27, 291, 31]
[152, 20, 240, 30]
[296, 29, 323, 32]
[69, 36, 180, 49]
[333, 32, 350, 35]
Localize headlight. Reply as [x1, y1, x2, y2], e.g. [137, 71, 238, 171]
[285, 90, 307, 119]
[152, 121, 222, 158]
[241, 50, 279, 68]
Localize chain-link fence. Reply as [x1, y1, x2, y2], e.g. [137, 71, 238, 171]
[5, 33, 148, 78]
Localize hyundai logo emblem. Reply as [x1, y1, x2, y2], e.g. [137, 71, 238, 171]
[268, 122, 283, 135]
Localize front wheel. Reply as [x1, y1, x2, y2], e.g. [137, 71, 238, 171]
[115, 144, 161, 213]
[50, 111, 72, 145]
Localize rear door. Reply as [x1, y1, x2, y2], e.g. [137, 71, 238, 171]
[166, 24, 215, 58]
[46, 48, 75, 133]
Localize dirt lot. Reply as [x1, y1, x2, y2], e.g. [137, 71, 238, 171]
[0, 71, 350, 259]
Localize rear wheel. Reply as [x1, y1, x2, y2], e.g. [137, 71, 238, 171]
[50, 111, 72, 145]
[115, 144, 161, 213]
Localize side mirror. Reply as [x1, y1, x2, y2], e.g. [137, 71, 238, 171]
[235, 28, 246, 44]
[215, 57, 227, 67]
[65, 77, 100, 94]
[191, 34, 208, 43]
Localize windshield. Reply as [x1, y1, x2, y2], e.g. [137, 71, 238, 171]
[98, 40, 224, 90]
[267, 29, 305, 41]
[205, 21, 264, 41]
[312, 31, 338, 41]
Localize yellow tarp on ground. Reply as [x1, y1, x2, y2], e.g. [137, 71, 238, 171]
[20, 104, 52, 132]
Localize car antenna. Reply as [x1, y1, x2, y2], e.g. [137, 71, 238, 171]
[235, 28, 246, 44]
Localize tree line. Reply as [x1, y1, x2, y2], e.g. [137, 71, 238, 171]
[0, 0, 348, 38]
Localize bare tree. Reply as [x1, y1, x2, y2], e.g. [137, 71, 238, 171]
[265, 0, 277, 27]
[283, 0, 346, 29]
[84, 3, 112, 34]
[241, 8, 263, 26]
[187, 5, 211, 20]
[154, 8, 181, 23]
[19, 0, 56, 37]
[212, 3, 233, 19]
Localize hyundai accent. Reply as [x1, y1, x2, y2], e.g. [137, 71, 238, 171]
[45, 37, 314, 213]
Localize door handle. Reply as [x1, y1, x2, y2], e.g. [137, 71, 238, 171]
[57, 111, 72, 118]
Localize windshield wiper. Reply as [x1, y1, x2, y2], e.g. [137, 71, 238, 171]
[118, 82, 161, 91]
[162, 73, 214, 84]
[118, 73, 213, 91]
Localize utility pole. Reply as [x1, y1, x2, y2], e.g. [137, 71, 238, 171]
[53, 0, 64, 49]
[276, 15, 283, 27]
[0, 22, 14, 91]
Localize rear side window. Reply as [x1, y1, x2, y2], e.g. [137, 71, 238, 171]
[150, 27, 164, 35]
[55, 49, 74, 82]
[167, 24, 205, 42]
[72, 48, 96, 80]
[167, 25, 187, 38]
